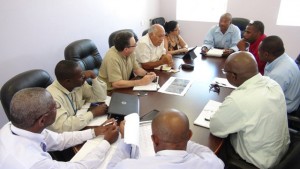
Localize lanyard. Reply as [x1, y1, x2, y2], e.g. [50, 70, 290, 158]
[65, 93, 77, 114]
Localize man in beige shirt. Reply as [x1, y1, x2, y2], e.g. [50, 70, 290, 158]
[99, 31, 156, 90]
[47, 60, 108, 132]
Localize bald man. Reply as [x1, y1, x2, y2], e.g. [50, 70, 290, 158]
[108, 109, 224, 169]
[201, 13, 241, 57]
[0, 88, 119, 169]
[135, 24, 173, 69]
[210, 52, 290, 169]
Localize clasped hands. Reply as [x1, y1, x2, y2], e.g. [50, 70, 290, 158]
[160, 54, 174, 67]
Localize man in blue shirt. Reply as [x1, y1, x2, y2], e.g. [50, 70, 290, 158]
[201, 13, 241, 57]
[259, 35, 300, 113]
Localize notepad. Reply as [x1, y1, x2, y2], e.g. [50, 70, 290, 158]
[194, 100, 222, 128]
[206, 48, 224, 57]
[154, 64, 172, 71]
[211, 77, 237, 89]
[133, 76, 159, 91]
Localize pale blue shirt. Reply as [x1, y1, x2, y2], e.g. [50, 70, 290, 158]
[107, 140, 224, 169]
[203, 24, 241, 51]
[264, 53, 300, 113]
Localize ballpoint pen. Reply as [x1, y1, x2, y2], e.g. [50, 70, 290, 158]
[102, 119, 117, 126]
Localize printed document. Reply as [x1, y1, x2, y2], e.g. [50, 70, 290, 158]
[158, 77, 192, 96]
[194, 100, 222, 128]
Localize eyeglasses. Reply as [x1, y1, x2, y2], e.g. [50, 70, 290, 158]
[34, 102, 61, 121]
[127, 44, 137, 48]
[221, 69, 236, 76]
[209, 83, 220, 94]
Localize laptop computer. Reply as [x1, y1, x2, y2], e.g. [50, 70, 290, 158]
[108, 92, 140, 121]
[182, 46, 197, 60]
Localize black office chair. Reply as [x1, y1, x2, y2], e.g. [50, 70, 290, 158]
[151, 17, 166, 26]
[271, 129, 300, 169]
[108, 29, 139, 48]
[232, 17, 250, 38]
[142, 29, 149, 36]
[295, 53, 300, 70]
[0, 69, 53, 121]
[288, 105, 300, 131]
[64, 39, 102, 84]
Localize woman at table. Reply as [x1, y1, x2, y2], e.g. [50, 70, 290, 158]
[164, 20, 189, 55]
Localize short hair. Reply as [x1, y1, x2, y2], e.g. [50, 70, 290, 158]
[55, 60, 79, 81]
[221, 13, 232, 21]
[260, 35, 285, 57]
[10, 88, 53, 128]
[114, 31, 134, 51]
[164, 20, 178, 34]
[249, 20, 264, 34]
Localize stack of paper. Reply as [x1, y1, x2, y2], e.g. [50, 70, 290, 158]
[194, 100, 222, 128]
[133, 76, 159, 91]
[206, 48, 224, 57]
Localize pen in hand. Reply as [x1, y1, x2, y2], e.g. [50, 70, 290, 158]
[102, 119, 117, 126]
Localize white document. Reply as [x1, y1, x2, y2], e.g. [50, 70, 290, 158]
[158, 77, 192, 96]
[133, 77, 159, 91]
[71, 114, 154, 169]
[194, 100, 222, 128]
[206, 48, 223, 57]
[154, 64, 172, 71]
[212, 77, 237, 89]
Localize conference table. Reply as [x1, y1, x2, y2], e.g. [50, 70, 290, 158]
[110, 47, 233, 153]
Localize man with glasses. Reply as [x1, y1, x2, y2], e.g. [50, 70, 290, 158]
[47, 60, 108, 132]
[0, 88, 119, 169]
[99, 31, 156, 91]
[135, 24, 173, 69]
[210, 51, 290, 168]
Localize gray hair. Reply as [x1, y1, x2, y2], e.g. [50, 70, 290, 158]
[10, 87, 53, 128]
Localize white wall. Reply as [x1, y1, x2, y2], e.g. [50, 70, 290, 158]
[0, 0, 161, 127]
[161, 0, 300, 59]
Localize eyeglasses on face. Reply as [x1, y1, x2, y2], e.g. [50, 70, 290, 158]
[127, 44, 137, 48]
[221, 69, 236, 76]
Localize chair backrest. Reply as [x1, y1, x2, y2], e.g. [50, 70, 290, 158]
[272, 130, 300, 169]
[108, 29, 139, 48]
[232, 17, 250, 37]
[64, 39, 102, 79]
[295, 53, 300, 70]
[0, 69, 53, 120]
[151, 17, 165, 26]
[142, 29, 149, 36]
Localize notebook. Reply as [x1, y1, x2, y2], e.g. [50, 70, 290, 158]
[107, 92, 139, 121]
[194, 100, 222, 128]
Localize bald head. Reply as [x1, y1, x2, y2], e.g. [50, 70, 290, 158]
[220, 13, 232, 21]
[225, 51, 258, 86]
[151, 109, 192, 152]
[148, 24, 165, 46]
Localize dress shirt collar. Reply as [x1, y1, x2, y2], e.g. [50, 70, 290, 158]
[265, 53, 286, 72]
[10, 123, 45, 146]
[215, 24, 235, 34]
[52, 79, 79, 95]
[237, 73, 262, 90]
[156, 149, 188, 157]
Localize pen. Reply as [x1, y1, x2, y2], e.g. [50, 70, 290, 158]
[205, 118, 210, 121]
[103, 119, 117, 126]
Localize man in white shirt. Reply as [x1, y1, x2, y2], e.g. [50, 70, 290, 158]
[258, 35, 300, 113]
[108, 109, 224, 169]
[135, 24, 173, 69]
[0, 87, 119, 169]
[47, 60, 108, 132]
[210, 51, 290, 169]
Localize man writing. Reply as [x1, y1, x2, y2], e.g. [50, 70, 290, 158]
[108, 109, 224, 169]
[210, 51, 290, 168]
[47, 60, 108, 132]
[0, 88, 119, 169]
[99, 31, 156, 90]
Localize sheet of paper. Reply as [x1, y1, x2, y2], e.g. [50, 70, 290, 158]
[139, 122, 155, 157]
[212, 77, 237, 89]
[154, 64, 172, 71]
[194, 100, 222, 128]
[71, 135, 121, 169]
[206, 48, 223, 57]
[133, 82, 158, 91]
[124, 113, 140, 146]
[158, 77, 192, 96]
[85, 96, 112, 126]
